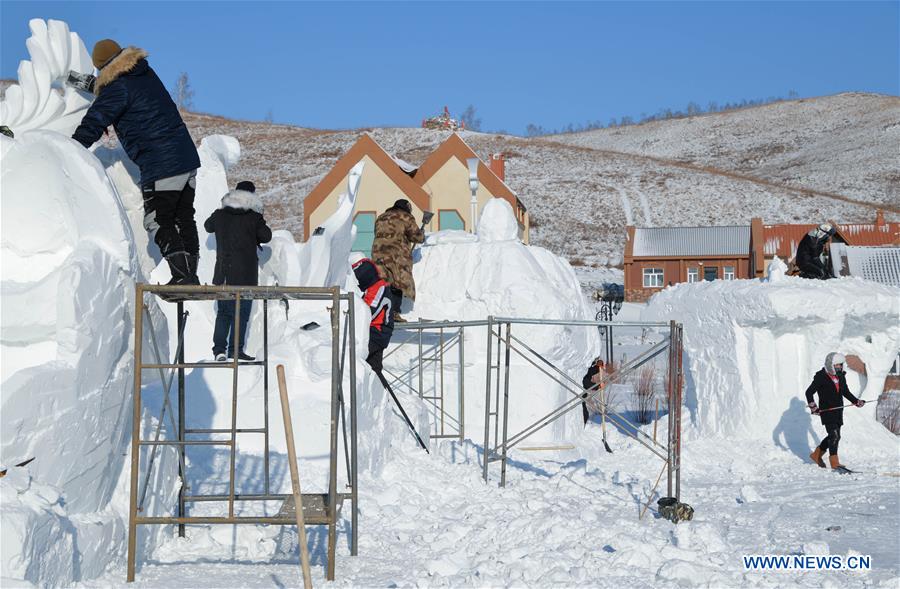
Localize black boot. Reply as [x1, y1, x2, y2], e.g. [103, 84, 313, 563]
[165, 252, 198, 285]
[186, 253, 200, 284]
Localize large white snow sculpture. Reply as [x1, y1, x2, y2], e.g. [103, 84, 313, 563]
[0, 19, 94, 136]
[408, 198, 600, 445]
[643, 277, 900, 462]
[0, 130, 178, 586]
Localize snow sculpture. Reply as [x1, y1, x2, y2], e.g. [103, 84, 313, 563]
[643, 277, 899, 461]
[477, 197, 519, 242]
[298, 161, 365, 287]
[410, 197, 599, 443]
[0, 130, 178, 586]
[0, 19, 94, 136]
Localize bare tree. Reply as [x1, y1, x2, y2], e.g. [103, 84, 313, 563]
[460, 105, 482, 131]
[634, 364, 657, 424]
[264, 108, 274, 123]
[171, 72, 194, 111]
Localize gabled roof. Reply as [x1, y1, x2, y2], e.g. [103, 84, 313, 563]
[762, 219, 899, 259]
[631, 225, 750, 258]
[303, 133, 431, 238]
[413, 133, 526, 212]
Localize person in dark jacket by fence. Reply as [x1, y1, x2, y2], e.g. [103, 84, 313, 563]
[796, 223, 836, 279]
[204, 181, 272, 361]
[806, 352, 865, 472]
[72, 39, 202, 285]
[581, 358, 607, 425]
[352, 257, 395, 384]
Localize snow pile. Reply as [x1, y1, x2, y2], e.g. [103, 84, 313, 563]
[0, 130, 178, 586]
[405, 198, 600, 443]
[643, 276, 900, 460]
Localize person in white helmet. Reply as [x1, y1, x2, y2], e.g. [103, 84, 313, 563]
[805, 352, 865, 472]
[796, 222, 836, 279]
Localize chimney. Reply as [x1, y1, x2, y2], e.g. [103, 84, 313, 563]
[489, 153, 505, 182]
[876, 209, 885, 227]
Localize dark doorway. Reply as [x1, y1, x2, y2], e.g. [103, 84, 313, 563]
[703, 266, 718, 281]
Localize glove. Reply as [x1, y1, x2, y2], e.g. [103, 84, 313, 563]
[855, 400, 865, 408]
[808, 402, 820, 415]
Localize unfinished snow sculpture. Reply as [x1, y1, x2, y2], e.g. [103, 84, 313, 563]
[0, 19, 94, 136]
[298, 161, 365, 287]
[643, 277, 899, 463]
[0, 130, 178, 586]
[410, 196, 599, 444]
[477, 197, 519, 242]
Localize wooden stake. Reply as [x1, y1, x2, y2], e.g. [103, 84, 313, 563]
[653, 398, 659, 444]
[639, 460, 668, 520]
[277, 365, 313, 589]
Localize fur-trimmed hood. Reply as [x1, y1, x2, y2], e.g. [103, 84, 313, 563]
[95, 46, 149, 94]
[222, 189, 264, 214]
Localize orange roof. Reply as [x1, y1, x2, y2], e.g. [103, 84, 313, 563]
[836, 221, 900, 246]
[413, 133, 526, 213]
[303, 133, 431, 239]
[763, 219, 900, 259]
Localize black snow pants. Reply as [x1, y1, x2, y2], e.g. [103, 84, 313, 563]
[817, 424, 841, 455]
[142, 170, 199, 257]
[366, 341, 389, 389]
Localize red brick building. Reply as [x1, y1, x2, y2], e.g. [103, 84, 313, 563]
[624, 211, 898, 302]
[623, 225, 751, 302]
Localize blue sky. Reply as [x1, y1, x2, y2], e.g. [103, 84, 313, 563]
[2, 1, 897, 134]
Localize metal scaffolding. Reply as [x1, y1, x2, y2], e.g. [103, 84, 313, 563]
[388, 316, 684, 503]
[128, 284, 358, 583]
[481, 317, 684, 499]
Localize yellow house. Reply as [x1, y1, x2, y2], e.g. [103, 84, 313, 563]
[303, 132, 530, 256]
[303, 134, 431, 256]
[412, 133, 529, 242]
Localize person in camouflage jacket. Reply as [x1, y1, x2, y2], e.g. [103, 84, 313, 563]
[371, 199, 425, 310]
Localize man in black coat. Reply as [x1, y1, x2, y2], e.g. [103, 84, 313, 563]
[204, 181, 272, 361]
[805, 352, 865, 472]
[72, 39, 202, 284]
[796, 223, 836, 280]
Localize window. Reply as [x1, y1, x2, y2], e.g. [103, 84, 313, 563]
[643, 268, 664, 288]
[438, 210, 465, 231]
[703, 266, 718, 281]
[724, 266, 735, 280]
[352, 212, 376, 257]
[687, 268, 699, 283]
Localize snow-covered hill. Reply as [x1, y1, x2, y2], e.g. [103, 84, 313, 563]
[547, 92, 900, 208]
[180, 93, 899, 268]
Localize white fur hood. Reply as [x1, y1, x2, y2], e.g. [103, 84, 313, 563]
[221, 189, 264, 214]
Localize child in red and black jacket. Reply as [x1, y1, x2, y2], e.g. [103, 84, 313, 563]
[352, 258, 396, 382]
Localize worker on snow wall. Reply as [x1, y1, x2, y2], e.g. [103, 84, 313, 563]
[371, 199, 425, 322]
[796, 222, 836, 279]
[806, 352, 866, 472]
[352, 257, 395, 384]
[71, 38, 202, 285]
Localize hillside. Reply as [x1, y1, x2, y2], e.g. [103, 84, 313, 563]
[183, 93, 898, 267]
[546, 92, 900, 208]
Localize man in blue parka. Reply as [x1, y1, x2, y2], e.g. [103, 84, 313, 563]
[72, 39, 202, 284]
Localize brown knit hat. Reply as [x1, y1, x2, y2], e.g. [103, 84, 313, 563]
[92, 39, 122, 69]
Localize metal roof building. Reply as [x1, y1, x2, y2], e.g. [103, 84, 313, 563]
[632, 226, 750, 257]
